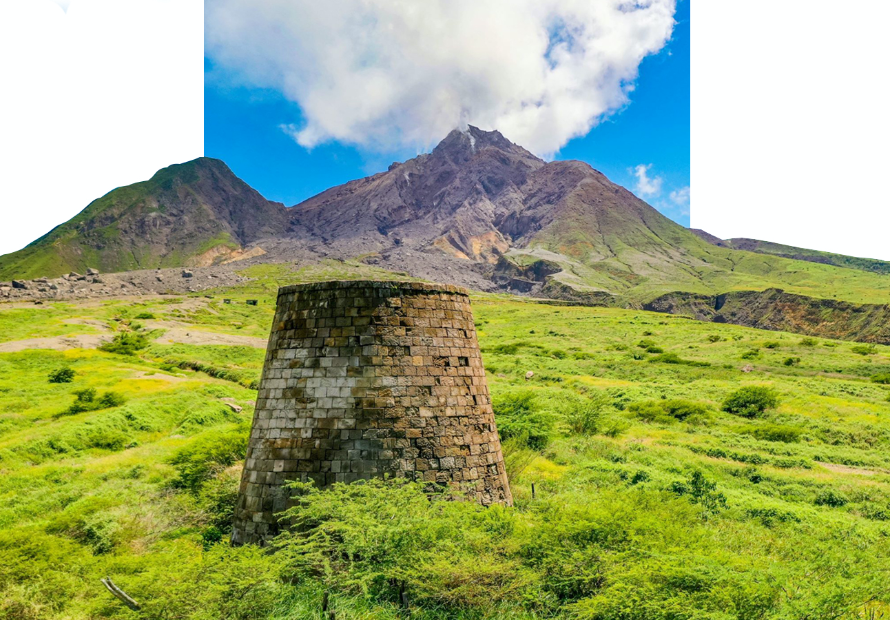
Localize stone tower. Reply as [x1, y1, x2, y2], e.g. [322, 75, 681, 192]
[232, 281, 512, 545]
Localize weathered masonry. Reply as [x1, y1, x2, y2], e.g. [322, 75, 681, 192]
[232, 280, 512, 544]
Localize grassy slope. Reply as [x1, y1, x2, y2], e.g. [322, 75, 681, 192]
[723, 238, 890, 275]
[522, 201, 890, 304]
[0, 160, 239, 280]
[1, 266, 888, 618]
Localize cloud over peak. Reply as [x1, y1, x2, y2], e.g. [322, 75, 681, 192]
[205, 0, 676, 156]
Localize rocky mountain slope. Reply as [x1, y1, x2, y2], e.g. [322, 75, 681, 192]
[0, 158, 288, 280]
[4, 127, 890, 310]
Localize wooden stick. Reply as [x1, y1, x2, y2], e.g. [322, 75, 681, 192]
[531, 483, 536, 499]
[100, 577, 140, 611]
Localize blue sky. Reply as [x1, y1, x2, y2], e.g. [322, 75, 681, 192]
[205, 0, 689, 223]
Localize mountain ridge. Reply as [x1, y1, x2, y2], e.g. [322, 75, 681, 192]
[3, 127, 890, 309]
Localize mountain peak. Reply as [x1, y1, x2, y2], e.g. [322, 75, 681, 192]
[433, 125, 529, 155]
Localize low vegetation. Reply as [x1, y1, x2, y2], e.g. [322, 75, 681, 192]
[0, 292, 889, 618]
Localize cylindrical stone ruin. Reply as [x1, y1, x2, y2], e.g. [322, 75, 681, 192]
[232, 280, 512, 545]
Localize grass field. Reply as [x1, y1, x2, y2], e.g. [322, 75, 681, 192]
[1, 282, 889, 619]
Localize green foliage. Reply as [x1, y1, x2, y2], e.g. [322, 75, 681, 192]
[763, 341, 781, 349]
[784, 356, 801, 366]
[628, 399, 710, 424]
[742, 423, 802, 443]
[668, 471, 728, 516]
[722, 386, 780, 418]
[648, 352, 710, 367]
[800, 337, 818, 347]
[48, 367, 75, 383]
[98, 331, 149, 355]
[134, 311, 155, 319]
[872, 373, 890, 384]
[814, 489, 848, 507]
[62, 388, 126, 415]
[169, 429, 248, 492]
[852, 344, 877, 356]
[740, 348, 761, 360]
[706, 334, 722, 343]
[492, 390, 555, 450]
[563, 393, 608, 435]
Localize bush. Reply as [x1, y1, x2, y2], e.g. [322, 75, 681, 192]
[48, 367, 75, 383]
[814, 489, 848, 508]
[170, 430, 248, 492]
[492, 391, 555, 450]
[62, 389, 127, 415]
[763, 341, 780, 349]
[563, 393, 607, 435]
[99, 332, 149, 355]
[707, 335, 722, 343]
[799, 337, 818, 347]
[669, 471, 727, 516]
[851, 345, 877, 356]
[134, 312, 155, 319]
[637, 339, 657, 349]
[742, 423, 802, 443]
[645, 345, 664, 354]
[648, 353, 710, 367]
[629, 399, 710, 424]
[871, 373, 890, 385]
[722, 386, 780, 418]
[740, 348, 761, 360]
[784, 357, 801, 367]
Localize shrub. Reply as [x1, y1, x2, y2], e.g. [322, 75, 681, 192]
[563, 393, 607, 435]
[784, 357, 801, 367]
[707, 335, 722, 343]
[48, 367, 75, 383]
[722, 386, 780, 418]
[493, 391, 554, 450]
[170, 430, 248, 492]
[628, 399, 710, 424]
[763, 341, 780, 349]
[814, 489, 848, 508]
[648, 353, 710, 367]
[99, 332, 149, 355]
[669, 471, 727, 516]
[134, 312, 155, 319]
[62, 389, 127, 415]
[637, 339, 657, 349]
[740, 348, 761, 360]
[645, 345, 664, 354]
[799, 337, 818, 347]
[742, 423, 802, 443]
[872, 373, 890, 385]
[851, 345, 877, 356]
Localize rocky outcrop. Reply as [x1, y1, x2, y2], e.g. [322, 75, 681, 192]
[644, 288, 890, 344]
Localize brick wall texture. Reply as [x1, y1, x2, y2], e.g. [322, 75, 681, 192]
[231, 280, 513, 544]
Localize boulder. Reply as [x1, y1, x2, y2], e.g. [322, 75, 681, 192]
[69, 272, 81, 278]
[182, 270, 194, 278]
[86, 268, 100, 276]
[12, 280, 28, 290]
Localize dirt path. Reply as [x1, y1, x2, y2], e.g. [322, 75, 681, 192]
[151, 325, 266, 348]
[817, 461, 887, 476]
[0, 334, 111, 353]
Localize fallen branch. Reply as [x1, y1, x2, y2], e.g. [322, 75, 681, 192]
[100, 577, 140, 611]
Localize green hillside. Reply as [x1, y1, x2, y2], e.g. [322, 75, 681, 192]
[1, 268, 888, 618]
[723, 238, 890, 275]
[0, 159, 286, 280]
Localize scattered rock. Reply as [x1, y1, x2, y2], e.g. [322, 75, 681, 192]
[69, 271, 82, 278]
[525, 371, 534, 381]
[49, 283, 59, 290]
[182, 270, 194, 278]
[12, 280, 28, 290]
[741, 364, 754, 373]
[86, 268, 100, 276]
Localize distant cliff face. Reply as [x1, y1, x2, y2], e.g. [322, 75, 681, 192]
[644, 289, 890, 345]
[0, 158, 288, 280]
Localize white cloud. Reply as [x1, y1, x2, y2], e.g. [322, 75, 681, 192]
[205, 0, 676, 156]
[633, 164, 662, 197]
[0, 0, 203, 257]
[669, 186, 690, 205]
